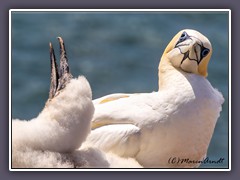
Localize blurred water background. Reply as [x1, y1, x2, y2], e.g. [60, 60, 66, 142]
[11, 11, 229, 169]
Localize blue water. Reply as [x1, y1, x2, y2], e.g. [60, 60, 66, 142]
[11, 11, 229, 168]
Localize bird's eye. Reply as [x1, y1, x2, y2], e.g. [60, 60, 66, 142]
[174, 31, 190, 48]
[179, 31, 188, 42]
[201, 48, 210, 57]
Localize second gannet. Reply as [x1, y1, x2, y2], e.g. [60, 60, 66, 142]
[83, 29, 225, 168]
[12, 38, 142, 168]
[12, 37, 94, 167]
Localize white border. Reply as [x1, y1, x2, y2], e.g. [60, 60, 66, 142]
[228, 9, 232, 172]
[9, 9, 231, 172]
[9, 9, 230, 12]
[9, 10, 12, 171]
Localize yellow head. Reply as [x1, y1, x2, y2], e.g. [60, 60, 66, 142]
[162, 29, 212, 77]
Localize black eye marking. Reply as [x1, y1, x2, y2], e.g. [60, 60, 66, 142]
[201, 48, 210, 59]
[174, 33, 211, 66]
[179, 32, 188, 41]
[175, 31, 191, 48]
[178, 45, 210, 66]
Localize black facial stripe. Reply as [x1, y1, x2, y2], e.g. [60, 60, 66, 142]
[175, 43, 190, 48]
[180, 51, 189, 64]
[178, 47, 204, 65]
[175, 34, 210, 65]
[175, 34, 203, 49]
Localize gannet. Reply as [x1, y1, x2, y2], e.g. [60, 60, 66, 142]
[12, 37, 94, 167]
[83, 29, 225, 168]
[12, 38, 142, 168]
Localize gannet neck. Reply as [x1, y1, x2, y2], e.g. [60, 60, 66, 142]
[158, 56, 175, 90]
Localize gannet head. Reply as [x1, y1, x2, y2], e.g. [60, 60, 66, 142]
[162, 29, 212, 77]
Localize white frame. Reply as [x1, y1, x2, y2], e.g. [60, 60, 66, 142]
[9, 9, 231, 171]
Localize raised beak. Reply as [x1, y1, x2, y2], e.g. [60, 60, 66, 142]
[49, 37, 73, 99]
[49, 42, 59, 99]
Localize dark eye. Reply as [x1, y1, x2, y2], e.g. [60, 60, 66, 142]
[175, 31, 190, 48]
[201, 48, 210, 57]
[179, 31, 188, 42]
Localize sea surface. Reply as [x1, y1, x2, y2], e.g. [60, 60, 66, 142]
[11, 11, 229, 169]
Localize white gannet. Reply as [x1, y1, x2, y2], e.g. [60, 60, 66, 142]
[83, 29, 225, 168]
[12, 38, 142, 168]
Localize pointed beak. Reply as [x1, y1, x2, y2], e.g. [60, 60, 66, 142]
[56, 37, 73, 92]
[48, 37, 73, 99]
[49, 42, 59, 99]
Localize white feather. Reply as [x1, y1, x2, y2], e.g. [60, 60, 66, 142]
[12, 76, 143, 168]
[84, 29, 224, 168]
[85, 71, 224, 168]
[12, 76, 94, 153]
[12, 29, 224, 169]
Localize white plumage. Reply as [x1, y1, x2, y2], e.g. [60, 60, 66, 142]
[83, 29, 224, 168]
[12, 38, 142, 168]
[12, 76, 94, 167]
[12, 29, 224, 169]
[13, 76, 93, 153]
